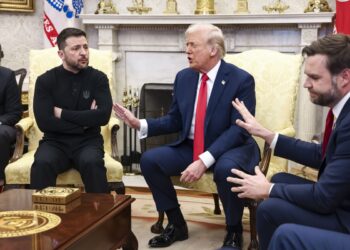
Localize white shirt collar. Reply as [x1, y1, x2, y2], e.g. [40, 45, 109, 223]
[200, 60, 221, 83]
[333, 91, 350, 118]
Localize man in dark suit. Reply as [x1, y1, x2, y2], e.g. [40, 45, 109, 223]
[228, 34, 350, 250]
[0, 46, 23, 189]
[269, 224, 350, 250]
[114, 23, 260, 249]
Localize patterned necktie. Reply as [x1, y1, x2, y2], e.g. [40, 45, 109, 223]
[321, 108, 334, 158]
[193, 74, 208, 161]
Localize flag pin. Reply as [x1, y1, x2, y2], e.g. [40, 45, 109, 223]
[221, 80, 226, 85]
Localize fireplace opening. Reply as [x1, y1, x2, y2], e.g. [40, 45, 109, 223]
[139, 83, 179, 153]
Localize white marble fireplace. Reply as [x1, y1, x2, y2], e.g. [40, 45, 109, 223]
[80, 13, 334, 154]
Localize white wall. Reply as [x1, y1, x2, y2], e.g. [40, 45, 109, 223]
[0, 0, 336, 70]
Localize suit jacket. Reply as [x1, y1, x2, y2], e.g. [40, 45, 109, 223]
[146, 59, 258, 169]
[0, 66, 22, 126]
[272, 98, 350, 232]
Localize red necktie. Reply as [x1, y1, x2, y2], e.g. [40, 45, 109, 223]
[193, 74, 208, 161]
[322, 109, 334, 158]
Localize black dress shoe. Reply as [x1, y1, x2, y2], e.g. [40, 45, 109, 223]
[148, 223, 188, 248]
[221, 231, 243, 250]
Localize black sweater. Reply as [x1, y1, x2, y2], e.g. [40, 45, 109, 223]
[33, 65, 112, 141]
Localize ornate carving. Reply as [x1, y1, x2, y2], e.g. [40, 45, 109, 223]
[95, 0, 118, 14]
[127, 0, 152, 14]
[263, 0, 289, 13]
[304, 0, 332, 13]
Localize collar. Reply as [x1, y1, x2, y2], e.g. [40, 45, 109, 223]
[333, 91, 350, 118]
[200, 60, 221, 83]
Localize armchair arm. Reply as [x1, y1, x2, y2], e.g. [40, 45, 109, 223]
[259, 142, 272, 176]
[10, 117, 34, 162]
[277, 126, 295, 138]
[258, 126, 295, 177]
[108, 117, 120, 161]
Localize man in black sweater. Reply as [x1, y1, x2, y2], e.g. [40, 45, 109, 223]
[0, 46, 23, 188]
[30, 28, 112, 193]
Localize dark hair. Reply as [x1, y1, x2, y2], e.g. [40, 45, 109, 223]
[302, 34, 350, 75]
[57, 28, 87, 50]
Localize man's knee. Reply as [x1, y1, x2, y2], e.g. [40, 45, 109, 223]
[0, 126, 16, 145]
[271, 172, 290, 183]
[213, 158, 239, 182]
[257, 199, 276, 225]
[140, 149, 158, 174]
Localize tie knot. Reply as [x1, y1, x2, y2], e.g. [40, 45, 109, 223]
[201, 74, 209, 83]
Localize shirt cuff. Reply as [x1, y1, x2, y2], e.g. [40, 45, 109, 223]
[138, 119, 148, 139]
[270, 133, 279, 149]
[268, 183, 275, 196]
[199, 151, 216, 168]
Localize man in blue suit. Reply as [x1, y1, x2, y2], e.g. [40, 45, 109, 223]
[114, 23, 260, 249]
[269, 224, 350, 250]
[228, 34, 350, 250]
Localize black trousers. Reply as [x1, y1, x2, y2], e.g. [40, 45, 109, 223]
[0, 125, 16, 180]
[30, 136, 109, 193]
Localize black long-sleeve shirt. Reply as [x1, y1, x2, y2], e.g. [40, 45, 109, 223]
[33, 65, 112, 141]
[0, 66, 22, 126]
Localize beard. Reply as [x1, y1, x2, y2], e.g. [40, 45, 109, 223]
[310, 77, 341, 107]
[66, 57, 89, 72]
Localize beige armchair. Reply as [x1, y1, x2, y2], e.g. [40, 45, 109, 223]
[152, 49, 304, 250]
[5, 47, 124, 194]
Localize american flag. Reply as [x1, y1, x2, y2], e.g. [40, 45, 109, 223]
[334, 0, 350, 35]
[43, 0, 84, 47]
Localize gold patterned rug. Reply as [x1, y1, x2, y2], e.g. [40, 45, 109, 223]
[128, 187, 251, 250]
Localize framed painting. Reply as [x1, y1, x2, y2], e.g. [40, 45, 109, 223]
[0, 0, 34, 12]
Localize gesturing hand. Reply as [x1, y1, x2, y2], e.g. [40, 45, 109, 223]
[232, 98, 275, 145]
[227, 166, 271, 200]
[113, 103, 141, 130]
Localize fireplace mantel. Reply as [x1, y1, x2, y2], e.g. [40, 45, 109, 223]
[81, 12, 334, 56]
[80, 13, 333, 25]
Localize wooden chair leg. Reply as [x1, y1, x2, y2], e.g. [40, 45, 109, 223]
[213, 193, 221, 215]
[151, 211, 165, 234]
[248, 200, 259, 250]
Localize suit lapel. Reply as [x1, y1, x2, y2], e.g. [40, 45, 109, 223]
[184, 71, 200, 134]
[319, 98, 350, 177]
[205, 60, 229, 127]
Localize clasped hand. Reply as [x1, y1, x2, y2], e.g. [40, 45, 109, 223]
[180, 159, 207, 183]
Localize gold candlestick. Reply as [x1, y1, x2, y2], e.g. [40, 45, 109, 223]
[163, 0, 179, 14]
[194, 0, 215, 15]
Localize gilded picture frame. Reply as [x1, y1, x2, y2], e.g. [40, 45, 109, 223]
[0, 0, 34, 12]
